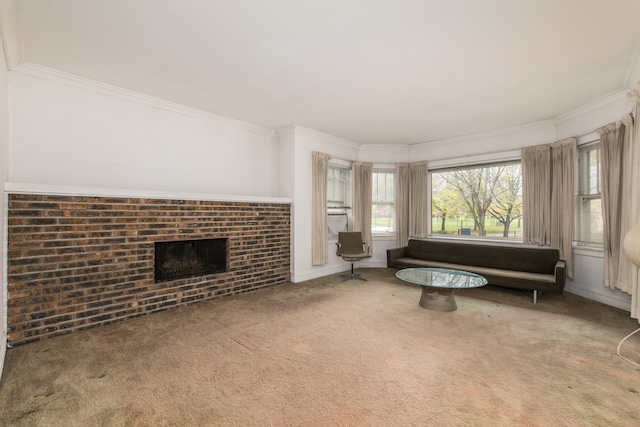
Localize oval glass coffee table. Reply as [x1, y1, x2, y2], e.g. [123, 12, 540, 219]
[395, 268, 488, 312]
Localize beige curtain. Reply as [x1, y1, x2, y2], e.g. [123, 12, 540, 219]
[409, 161, 429, 238]
[353, 162, 373, 249]
[396, 163, 410, 247]
[619, 114, 636, 292]
[522, 145, 551, 245]
[522, 140, 575, 278]
[598, 120, 627, 290]
[626, 86, 640, 320]
[550, 138, 576, 279]
[600, 84, 640, 321]
[312, 151, 331, 265]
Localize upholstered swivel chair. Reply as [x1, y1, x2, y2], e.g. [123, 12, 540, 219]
[336, 232, 372, 281]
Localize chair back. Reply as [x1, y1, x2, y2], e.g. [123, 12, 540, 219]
[338, 232, 367, 255]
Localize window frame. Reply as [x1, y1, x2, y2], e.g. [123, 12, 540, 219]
[372, 167, 396, 235]
[428, 152, 523, 242]
[327, 163, 349, 209]
[327, 161, 352, 240]
[575, 139, 604, 248]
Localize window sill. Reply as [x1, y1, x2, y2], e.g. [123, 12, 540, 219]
[372, 234, 396, 240]
[573, 245, 604, 258]
[427, 234, 525, 247]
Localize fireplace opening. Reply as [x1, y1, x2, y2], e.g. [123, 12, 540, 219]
[154, 238, 227, 282]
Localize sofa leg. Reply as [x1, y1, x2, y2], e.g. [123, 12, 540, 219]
[533, 290, 538, 304]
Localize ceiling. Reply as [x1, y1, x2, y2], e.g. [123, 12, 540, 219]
[2, 0, 640, 145]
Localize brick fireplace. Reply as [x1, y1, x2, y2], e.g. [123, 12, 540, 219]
[6, 193, 291, 346]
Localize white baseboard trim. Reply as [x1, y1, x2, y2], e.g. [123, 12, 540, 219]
[564, 285, 631, 312]
[0, 334, 6, 382]
[291, 266, 348, 283]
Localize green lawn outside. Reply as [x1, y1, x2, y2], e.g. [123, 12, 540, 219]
[373, 217, 394, 227]
[432, 217, 522, 238]
[372, 216, 522, 238]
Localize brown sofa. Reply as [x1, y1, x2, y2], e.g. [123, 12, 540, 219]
[387, 239, 566, 303]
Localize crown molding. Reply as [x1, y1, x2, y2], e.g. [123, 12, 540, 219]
[11, 62, 277, 138]
[359, 143, 410, 151]
[275, 125, 295, 138]
[414, 119, 555, 149]
[290, 125, 361, 149]
[0, 0, 22, 69]
[552, 88, 630, 124]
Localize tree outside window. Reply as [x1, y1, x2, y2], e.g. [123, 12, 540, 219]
[431, 162, 523, 239]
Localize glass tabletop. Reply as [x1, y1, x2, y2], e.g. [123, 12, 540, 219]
[395, 268, 487, 289]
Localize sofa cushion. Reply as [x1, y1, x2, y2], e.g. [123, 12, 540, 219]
[405, 239, 559, 274]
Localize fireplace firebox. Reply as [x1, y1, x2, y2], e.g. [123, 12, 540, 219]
[154, 238, 228, 282]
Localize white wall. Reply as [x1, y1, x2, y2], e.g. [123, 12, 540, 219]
[9, 68, 280, 197]
[358, 144, 411, 163]
[286, 133, 412, 282]
[567, 248, 630, 311]
[555, 92, 636, 311]
[287, 126, 360, 282]
[276, 128, 296, 276]
[0, 33, 9, 381]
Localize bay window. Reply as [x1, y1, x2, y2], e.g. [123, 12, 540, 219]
[372, 170, 395, 234]
[576, 141, 603, 246]
[430, 161, 523, 240]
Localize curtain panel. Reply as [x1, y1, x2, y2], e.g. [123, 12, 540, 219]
[626, 85, 640, 320]
[522, 139, 575, 278]
[311, 151, 331, 265]
[598, 120, 627, 290]
[619, 113, 637, 293]
[353, 162, 373, 250]
[522, 145, 551, 245]
[550, 138, 576, 279]
[599, 83, 640, 322]
[396, 163, 410, 247]
[409, 161, 429, 238]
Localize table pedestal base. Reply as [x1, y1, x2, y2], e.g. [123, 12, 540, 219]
[419, 287, 457, 312]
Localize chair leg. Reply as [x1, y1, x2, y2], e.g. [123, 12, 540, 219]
[340, 262, 367, 281]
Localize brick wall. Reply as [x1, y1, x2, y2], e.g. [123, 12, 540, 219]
[6, 193, 291, 346]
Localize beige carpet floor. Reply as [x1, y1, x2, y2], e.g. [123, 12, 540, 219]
[1, 268, 639, 426]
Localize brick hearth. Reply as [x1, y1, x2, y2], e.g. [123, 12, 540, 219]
[6, 193, 291, 346]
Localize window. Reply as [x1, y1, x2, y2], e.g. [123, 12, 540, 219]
[430, 161, 522, 240]
[327, 165, 348, 208]
[327, 164, 350, 238]
[577, 142, 603, 246]
[372, 170, 395, 234]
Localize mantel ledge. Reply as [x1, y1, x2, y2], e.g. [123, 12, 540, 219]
[4, 182, 292, 204]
